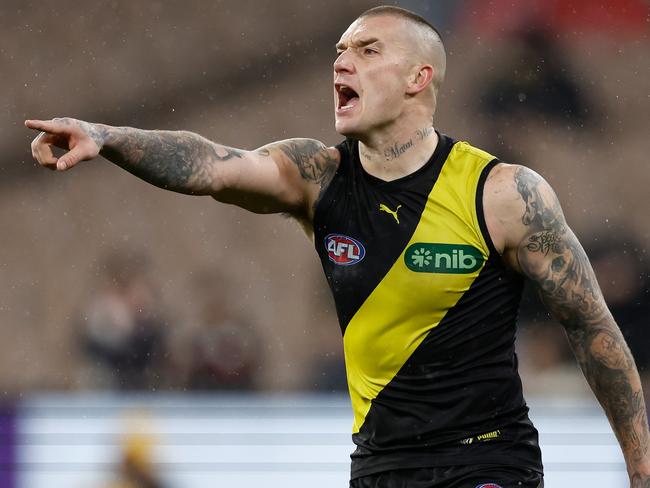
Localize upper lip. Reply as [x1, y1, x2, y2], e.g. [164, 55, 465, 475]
[335, 82, 360, 109]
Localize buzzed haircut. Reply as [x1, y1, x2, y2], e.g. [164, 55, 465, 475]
[357, 5, 447, 91]
[358, 5, 444, 44]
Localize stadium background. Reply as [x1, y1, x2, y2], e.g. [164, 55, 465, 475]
[1, 0, 648, 486]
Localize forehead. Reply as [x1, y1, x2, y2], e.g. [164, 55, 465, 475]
[337, 15, 407, 47]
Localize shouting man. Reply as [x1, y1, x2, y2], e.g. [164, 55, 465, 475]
[26, 6, 649, 488]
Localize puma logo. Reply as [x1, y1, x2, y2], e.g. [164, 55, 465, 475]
[379, 203, 402, 224]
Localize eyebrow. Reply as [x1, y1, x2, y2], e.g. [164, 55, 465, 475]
[335, 37, 381, 51]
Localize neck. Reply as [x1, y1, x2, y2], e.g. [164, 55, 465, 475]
[358, 121, 438, 181]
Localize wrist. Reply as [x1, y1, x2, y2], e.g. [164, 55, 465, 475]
[89, 122, 111, 150]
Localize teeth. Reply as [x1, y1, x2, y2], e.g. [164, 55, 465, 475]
[336, 83, 358, 111]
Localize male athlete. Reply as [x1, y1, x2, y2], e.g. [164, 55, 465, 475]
[26, 6, 650, 488]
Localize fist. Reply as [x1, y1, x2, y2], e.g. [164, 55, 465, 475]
[25, 117, 104, 171]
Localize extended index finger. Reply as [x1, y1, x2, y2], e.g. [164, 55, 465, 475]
[24, 119, 67, 134]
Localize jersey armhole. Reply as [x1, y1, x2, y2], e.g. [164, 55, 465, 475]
[476, 158, 500, 259]
[312, 140, 348, 231]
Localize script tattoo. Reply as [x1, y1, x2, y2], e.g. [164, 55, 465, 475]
[526, 231, 562, 255]
[359, 146, 374, 161]
[257, 139, 338, 212]
[416, 126, 433, 141]
[514, 166, 650, 468]
[383, 126, 433, 161]
[99, 126, 243, 194]
[384, 139, 413, 161]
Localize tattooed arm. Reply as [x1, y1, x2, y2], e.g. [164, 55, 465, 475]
[484, 163, 650, 486]
[25, 117, 339, 224]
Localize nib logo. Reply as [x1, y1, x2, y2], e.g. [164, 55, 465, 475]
[405, 243, 484, 274]
[410, 248, 432, 268]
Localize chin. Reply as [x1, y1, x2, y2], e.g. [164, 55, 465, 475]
[335, 119, 364, 140]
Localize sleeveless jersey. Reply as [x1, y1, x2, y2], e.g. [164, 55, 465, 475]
[313, 133, 543, 479]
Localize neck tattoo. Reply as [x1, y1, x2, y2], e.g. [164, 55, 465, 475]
[384, 139, 414, 161]
[382, 126, 434, 162]
[416, 126, 433, 141]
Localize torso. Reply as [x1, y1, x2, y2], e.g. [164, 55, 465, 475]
[312, 133, 542, 478]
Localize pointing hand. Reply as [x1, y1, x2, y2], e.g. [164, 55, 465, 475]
[25, 117, 105, 171]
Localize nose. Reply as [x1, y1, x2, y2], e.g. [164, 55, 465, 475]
[333, 51, 354, 74]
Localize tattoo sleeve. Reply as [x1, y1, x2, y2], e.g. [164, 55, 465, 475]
[514, 167, 650, 476]
[97, 125, 243, 195]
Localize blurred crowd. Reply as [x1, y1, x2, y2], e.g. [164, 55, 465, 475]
[73, 248, 346, 392]
[1, 0, 648, 406]
[74, 250, 258, 391]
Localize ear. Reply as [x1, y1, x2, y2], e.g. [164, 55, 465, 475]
[406, 64, 434, 95]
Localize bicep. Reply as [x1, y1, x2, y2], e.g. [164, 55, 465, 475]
[506, 165, 612, 332]
[211, 138, 338, 217]
[211, 147, 301, 214]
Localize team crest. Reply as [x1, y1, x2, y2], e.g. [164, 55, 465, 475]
[325, 234, 366, 266]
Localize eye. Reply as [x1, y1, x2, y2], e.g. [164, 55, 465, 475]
[364, 48, 377, 55]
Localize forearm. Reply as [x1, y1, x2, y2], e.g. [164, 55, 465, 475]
[529, 232, 650, 472]
[533, 238, 650, 475]
[96, 124, 243, 194]
[563, 317, 650, 473]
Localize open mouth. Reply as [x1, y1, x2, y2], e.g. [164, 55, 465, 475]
[336, 84, 360, 111]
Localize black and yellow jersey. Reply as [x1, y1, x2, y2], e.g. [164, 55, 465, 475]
[313, 133, 543, 479]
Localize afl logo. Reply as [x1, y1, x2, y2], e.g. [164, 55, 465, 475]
[325, 234, 366, 266]
[475, 484, 503, 488]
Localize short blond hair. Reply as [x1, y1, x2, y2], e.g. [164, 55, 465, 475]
[357, 5, 446, 90]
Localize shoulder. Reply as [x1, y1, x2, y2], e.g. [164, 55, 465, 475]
[483, 163, 565, 270]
